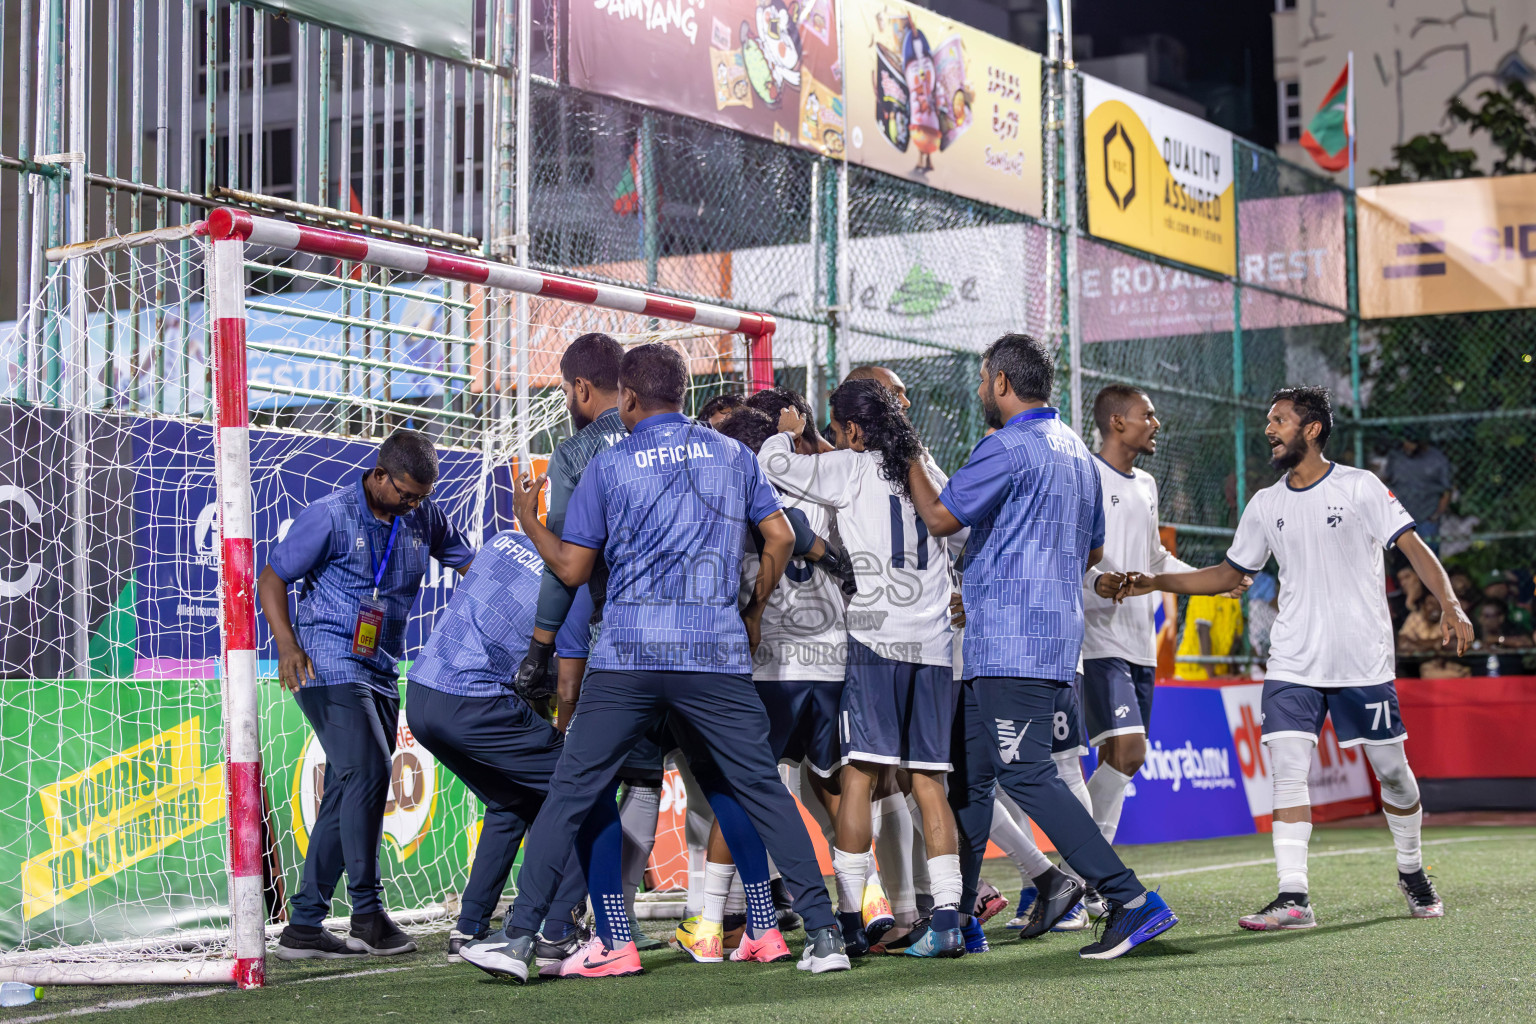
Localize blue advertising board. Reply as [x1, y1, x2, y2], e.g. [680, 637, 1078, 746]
[132, 419, 491, 675]
[1098, 684, 1257, 845]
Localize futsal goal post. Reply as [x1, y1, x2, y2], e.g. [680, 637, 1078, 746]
[0, 210, 776, 988]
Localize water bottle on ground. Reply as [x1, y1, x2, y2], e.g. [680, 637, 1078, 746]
[0, 982, 43, 1007]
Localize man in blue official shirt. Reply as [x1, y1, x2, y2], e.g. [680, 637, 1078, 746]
[906, 333, 1179, 962]
[404, 528, 589, 970]
[512, 332, 628, 699]
[460, 343, 849, 983]
[258, 429, 474, 960]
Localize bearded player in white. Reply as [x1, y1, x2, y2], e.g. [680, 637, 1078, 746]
[1115, 387, 1471, 929]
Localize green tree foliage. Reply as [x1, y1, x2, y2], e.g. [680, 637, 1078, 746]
[1369, 80, 1536, 184]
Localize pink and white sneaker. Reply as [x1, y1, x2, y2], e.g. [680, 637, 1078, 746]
[1238, 895, 1317, 931]
[730, 928, 794, 963]
[558, 937, 644, 978]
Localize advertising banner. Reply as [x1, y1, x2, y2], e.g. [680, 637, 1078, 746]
[132, 421, 484, 677]
[1077, 191, 1346, 343]
[1108, 685, 1255, 846]
[1083, 76, 1236, 276]
[1217, 682, 1378, 828]
[568, 0, 845, 157]
[0, 677, 481, 947]
[1357, 174, 1536, 318]
[843, 0, 1043, 216]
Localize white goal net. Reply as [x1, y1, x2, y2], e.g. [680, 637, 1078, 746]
[0, 213, 775, 985]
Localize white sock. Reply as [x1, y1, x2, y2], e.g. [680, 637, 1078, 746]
[1086, 763, 1133, 844]
[725, 874, 746, 916]
[1055, 751, 1093, 814]
[832, 847, 869, 916]
[1386, 808, 1424, 873]
[686, 844, 707, 917]
[990, 797, 1053, 880]
[1272, 819, 1313, 894]
[927, 854, 963, 911]
[702, 860, 735, 925]
[873, 794, 912, 910]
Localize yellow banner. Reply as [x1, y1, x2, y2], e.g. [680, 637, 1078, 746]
[1083, 76, 1235, 276]
[22, 719, 224, 919]
[1357, 174, 1536, 318]
[843, 0, 1043, 217]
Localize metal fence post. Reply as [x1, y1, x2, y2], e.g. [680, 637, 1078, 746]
[1231, 141, 1246, 514]
[640, 111, 659, 290]
[1346, 187, 1364, 469]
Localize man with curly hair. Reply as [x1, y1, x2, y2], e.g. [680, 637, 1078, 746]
[760, 379, 968, 959]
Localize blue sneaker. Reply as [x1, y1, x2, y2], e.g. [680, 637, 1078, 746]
[960, 917, 989, 953]
[837, 911, 870, 958]
[903, 925, 965, 958]
[1051, 902, 1090, 932]
[1006, 886, 1039, 929]
[1079, 890, 1178, 960]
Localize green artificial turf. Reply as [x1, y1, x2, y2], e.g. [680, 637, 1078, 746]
[5, 826, 1532, 1024]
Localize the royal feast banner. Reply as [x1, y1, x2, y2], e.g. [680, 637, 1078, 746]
[569, 0, 845, 157]
[1357, 174, 1536, 318]
[1083, 76, 1236, 277]
[843, 0, 1043, 216]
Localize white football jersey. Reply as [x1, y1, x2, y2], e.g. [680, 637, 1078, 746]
[739, 497, 847, 682]
[1226, 463, 1415, 688]
[760, 432, 960, 666]
[1081, 458, 1193, 666]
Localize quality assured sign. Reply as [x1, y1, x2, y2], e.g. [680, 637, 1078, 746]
[1083, 76, 1235, 276]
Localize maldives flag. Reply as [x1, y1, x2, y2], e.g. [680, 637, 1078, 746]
[1301, 62, 1352, 172]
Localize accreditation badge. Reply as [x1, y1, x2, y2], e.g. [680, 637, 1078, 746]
[352, 596, 386, 657]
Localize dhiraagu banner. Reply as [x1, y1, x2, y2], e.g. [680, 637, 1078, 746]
[1, 678, 481, 948]
[1083, 75, 1236, 276]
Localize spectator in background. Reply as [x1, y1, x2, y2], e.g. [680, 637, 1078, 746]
[1397, 592, 1470, 678]
[1173, 593, 1244, 680]
[1245, 572, 1280, 671]
[1481, 571, 1533, 634]
[1382, 435, 1453, 549]
[1447, 568, 1480, 616]
[1395, 566, 1426, 611]
[1472, 599, 1532, 649]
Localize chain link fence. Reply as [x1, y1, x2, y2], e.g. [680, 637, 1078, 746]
[3, 1, 1532, 584]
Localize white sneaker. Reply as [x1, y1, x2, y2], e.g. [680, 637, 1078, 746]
[1238, 896, 1317, 931]
[1082, 886, 1108, 919]
[1050, 903, 1091, 932]
[1398, 871, 1445, 919]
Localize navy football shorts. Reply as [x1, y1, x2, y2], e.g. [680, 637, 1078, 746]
[757, 678, 844, 778]
[1261, 679, 1408, 747]
[1081, 657, 1156, 748]
[841, 640, 957, 772]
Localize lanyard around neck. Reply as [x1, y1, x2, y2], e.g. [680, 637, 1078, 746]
[365, 518, 401, 600]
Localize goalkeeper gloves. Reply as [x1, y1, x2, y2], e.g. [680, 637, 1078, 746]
[815, 539, 859, 598]
[512, 639, 558, 702]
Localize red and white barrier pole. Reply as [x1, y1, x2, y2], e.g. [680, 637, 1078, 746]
[206, 231, 265, 989]
[203, 209, 777, 385]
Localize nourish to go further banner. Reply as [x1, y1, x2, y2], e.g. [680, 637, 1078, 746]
[1083, 75, 1235, 276]
[568, 0, 846, 157]
[842, 0, 1043, 217]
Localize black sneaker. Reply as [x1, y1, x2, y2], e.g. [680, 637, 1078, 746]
[1398, 869, 1445, 918]
[836, 911, 869, 958]
[535, 929, 584, 976]
[447, 928, 487, 963]
[770, 877, 803, 933]
[1016, 871, 1085, 940]
[346, 911, 418, 955]
[277, 924, 367, 960]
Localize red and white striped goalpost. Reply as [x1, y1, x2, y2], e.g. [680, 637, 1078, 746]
[197, 208, 777, 988]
